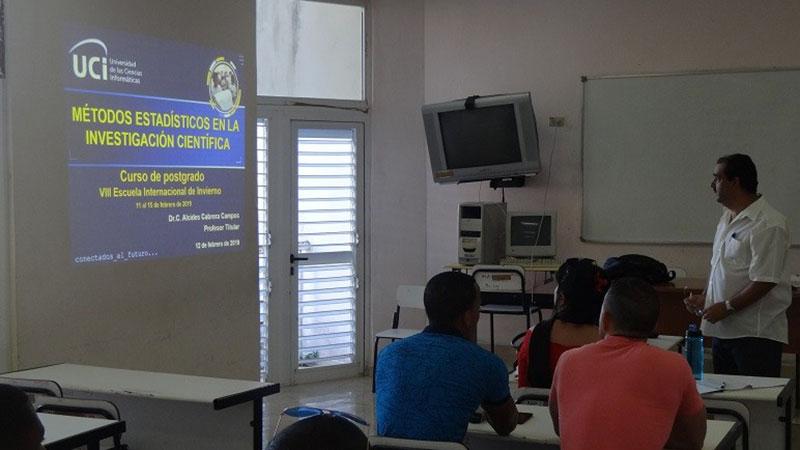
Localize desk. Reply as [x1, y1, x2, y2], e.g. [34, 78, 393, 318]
[649, 335, 684, 352]
[447, 261, 561, 273]
[654, 279, 800, 407]
[5, 364, 280, 450]
[466, 404, 741, 450]
[40, 413, 125, 450]
[701, 374, 793, 450]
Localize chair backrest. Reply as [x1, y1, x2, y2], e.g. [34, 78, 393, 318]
[396, 285, 426, 309]
[704, 399, 750, 450]
[471, 265, 525, 292]
[35, 396, 121, 420]
[471, 265, 527, 307]
[369, 435, 467, 450]
[0, 376, 63, 397]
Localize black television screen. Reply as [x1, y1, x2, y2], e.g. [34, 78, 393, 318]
[439, 105, 521, 169]
[422, 92, 540, 184]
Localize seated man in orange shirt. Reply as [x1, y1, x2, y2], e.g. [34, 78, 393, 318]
[549, 277, 706, 450]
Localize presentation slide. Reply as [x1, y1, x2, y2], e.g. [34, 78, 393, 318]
[64, 25, 245, 264]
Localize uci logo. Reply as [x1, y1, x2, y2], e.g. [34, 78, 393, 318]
[69, 38, 108, 80]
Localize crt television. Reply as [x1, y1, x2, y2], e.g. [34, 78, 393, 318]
[422, 92, 540, 184]
[505, 211, 556, 258]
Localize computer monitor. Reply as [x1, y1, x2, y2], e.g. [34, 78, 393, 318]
[505, 211, 556, 258]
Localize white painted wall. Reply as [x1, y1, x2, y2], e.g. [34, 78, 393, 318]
[368, 0, 429, 365]
[5, 0, 258, 378]
[0, 78, 9, 373]
[423, 0, 800, 346]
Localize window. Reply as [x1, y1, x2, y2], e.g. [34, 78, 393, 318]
[256, 0, 365, 100]
[257, 119, 270, 381]
[257, 0, 366, 384]
[296, 127, 358, 367]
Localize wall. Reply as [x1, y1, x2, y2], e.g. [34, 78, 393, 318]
[5, 0, 258, 378]
[368, 0, 429, 364]
[0, 0, 9, 373]
[424, 0, 800, 345]
[0, 77, 9, 373]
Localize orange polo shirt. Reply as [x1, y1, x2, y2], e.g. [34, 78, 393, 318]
[551, 335, 704, 450]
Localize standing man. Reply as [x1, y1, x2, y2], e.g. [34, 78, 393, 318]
[685, 154, 791, 377]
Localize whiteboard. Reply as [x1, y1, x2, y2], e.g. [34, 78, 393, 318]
[581, 69, 800, 245]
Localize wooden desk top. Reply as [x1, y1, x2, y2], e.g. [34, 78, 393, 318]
[653, 278, 800, 352]
[655, 278, 799, 299]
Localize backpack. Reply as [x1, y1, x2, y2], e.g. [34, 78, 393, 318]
[602, 254, 676, 284]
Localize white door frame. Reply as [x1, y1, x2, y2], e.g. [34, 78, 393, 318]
[259, 103, 368, 386]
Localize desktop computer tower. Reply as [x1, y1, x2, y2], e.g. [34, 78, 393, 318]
[458, 202, 506, 265]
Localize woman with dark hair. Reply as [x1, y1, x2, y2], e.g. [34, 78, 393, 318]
[516, 258, 609, 388]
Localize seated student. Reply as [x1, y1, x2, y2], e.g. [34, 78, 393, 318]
[0, 384, 45, 450]
[267, 413, 367, 450]
[549, 277, 706, 450]
[517, 258, 608, 388]
[375, 271, 518, 443]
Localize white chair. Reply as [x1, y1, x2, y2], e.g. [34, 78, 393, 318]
[472, 265, 530, 353]
[372, 285, 426, 392]
[0, 376, 63, 397]
[35, 396, 127, 449]
[369, 435, 468, 450]
[704, 399, 750, 450]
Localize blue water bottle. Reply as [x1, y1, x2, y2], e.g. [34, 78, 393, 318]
[685, 324, 704, 380]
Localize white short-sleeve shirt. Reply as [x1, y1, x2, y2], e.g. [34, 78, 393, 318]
[702, 196, 791, 343]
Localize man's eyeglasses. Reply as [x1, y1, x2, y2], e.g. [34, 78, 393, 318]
[273, 405, 369, 437]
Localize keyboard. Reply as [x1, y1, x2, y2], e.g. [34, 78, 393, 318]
[500, 257, 560, 270]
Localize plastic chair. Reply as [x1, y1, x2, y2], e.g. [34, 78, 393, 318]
[372, 285, 426, 392]
[0, 376, 63, 397]
[472, 265, 530, 353]
[705, 399, 750, 450]
[369, 435, 468, 450]
[36, 397, 127, 450]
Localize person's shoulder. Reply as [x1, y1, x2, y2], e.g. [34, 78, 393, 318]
[640, 345, 691, 372]
[554, 339, 600, 365]
[381, 332, 426, 353]
[754, 198, 788, 228]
